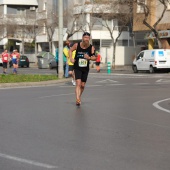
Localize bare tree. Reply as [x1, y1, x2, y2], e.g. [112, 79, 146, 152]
[93, 0, 133, 67]
[45, 15, 58, 53]
[63, 6, 82, 40]
[134, 0, 170, 48]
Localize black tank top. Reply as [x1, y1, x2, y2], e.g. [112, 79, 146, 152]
[74, 42, 92, 71]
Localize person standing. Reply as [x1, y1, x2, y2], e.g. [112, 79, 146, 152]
[95, 51, 102, 72]
[68, 50, 76, 86]
[11, 49, 20, 74]
[55, 48, 59, 75]
[69, 32, 97, 106]
[1, 49, 9, 74]
[63, 40, 70, 78]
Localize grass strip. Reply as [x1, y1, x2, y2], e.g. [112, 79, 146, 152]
[0, 74, 58, 83]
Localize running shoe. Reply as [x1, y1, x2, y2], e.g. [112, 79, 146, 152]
[76, 99, 81, 106]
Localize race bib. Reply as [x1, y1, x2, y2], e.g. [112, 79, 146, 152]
[4, 57, 7, 61]
[79, 58, 87, 67]
[13, 55, 16, 59]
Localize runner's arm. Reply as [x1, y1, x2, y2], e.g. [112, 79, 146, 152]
[69, 43, 77, 63]
[90, 46, 97, 61]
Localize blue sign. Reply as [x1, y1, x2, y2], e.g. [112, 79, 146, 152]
[151, 51, 154, 57]
[158, 51, 164, 56]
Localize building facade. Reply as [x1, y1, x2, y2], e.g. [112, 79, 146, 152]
[36, 0, 137, 65]
[0, 0, 38, 54]
[133, 0, 170, 49]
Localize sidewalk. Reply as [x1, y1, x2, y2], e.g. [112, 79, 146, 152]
[90, 65, 133, 73]
[0, 64, 133, 89]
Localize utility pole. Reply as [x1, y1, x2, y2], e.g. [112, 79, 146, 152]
[58, 0, 63, 78]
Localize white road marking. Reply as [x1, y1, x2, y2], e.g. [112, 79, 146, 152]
[156, 79, 163, 83]
[0, 153, 58, 169]
[86, 85, 102, 87]
[107, 84, 125, 86]
[153, 98, 170, 113]
[132, 83, 150, 85]
[39, 93, 75, 99]
[96, 79, 118, 83]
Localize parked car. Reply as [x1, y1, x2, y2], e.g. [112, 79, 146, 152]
[19, 55, 29, 67]
[0, 57, 2, 66]
[9, 55, 29, 68]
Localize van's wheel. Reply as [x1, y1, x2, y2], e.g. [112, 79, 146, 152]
[149, 66, 155, 73]
[133, 65, 138, 73]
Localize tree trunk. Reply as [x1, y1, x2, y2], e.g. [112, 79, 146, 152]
[112, 41, 117, 69]
[49, 41, 52, 53]
[22, 39, 25, 55]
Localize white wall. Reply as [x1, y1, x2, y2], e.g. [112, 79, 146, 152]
[0, 38, 8, 46]
[100, 46, 141, 66]
[115, 47, 141, 65]
[0, 0, 38, 5]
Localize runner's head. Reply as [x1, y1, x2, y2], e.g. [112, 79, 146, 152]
[65, 40, 70, 47]
[82, 32, 90, 45]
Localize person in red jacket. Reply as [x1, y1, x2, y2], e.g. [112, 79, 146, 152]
[95, 51, 102, 72]
[1, 49, 9, 74]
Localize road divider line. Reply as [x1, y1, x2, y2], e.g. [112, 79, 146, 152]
[39, 93, 75, 99]
[107, 84, 125, 86]
[0, 153, 58, 169]
[153, 98, 170, 113]
[132, 83, 151, 85]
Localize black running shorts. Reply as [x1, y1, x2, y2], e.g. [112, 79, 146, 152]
[69, 65, 74, 72]
[3, 62, 7, 68]
[74, 69, 89, 82]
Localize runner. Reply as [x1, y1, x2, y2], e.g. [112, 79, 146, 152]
[1, 49, 9, 74]
[69, 32, 97, 106]
[95, 51, 102, 72]
[11, 49, 20, 74]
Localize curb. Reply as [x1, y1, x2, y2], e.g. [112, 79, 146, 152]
[0, 78, 71, 88]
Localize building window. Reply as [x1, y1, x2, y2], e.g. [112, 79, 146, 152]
[17, 8, 26, 15]
[167, 2, 170, 10]
[7, 6, 17, 14]
[137, 0, 147, 13]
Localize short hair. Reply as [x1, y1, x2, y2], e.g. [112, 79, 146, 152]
[64, 40, 70, 46]
[83, 32, 90, 37]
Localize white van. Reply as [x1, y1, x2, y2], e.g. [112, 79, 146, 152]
[132, 49, 170, 73]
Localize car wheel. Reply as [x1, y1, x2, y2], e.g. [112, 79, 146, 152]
[149, 66, 154, 73]
[49, 63, 53, 69]
[133, 65, 138, 73]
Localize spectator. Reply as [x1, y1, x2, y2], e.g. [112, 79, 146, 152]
[63, 40, 70, 78]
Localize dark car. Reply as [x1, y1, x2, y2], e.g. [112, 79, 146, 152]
[19, 55, 29, 67]
[9, 55, 29, 68]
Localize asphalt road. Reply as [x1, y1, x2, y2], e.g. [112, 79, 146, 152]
[0, 72, 170, 170]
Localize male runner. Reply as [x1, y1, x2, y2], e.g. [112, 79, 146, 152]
[69, 32, 97, 106]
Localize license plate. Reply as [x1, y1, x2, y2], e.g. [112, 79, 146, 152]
[21, 60, 25, 61]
